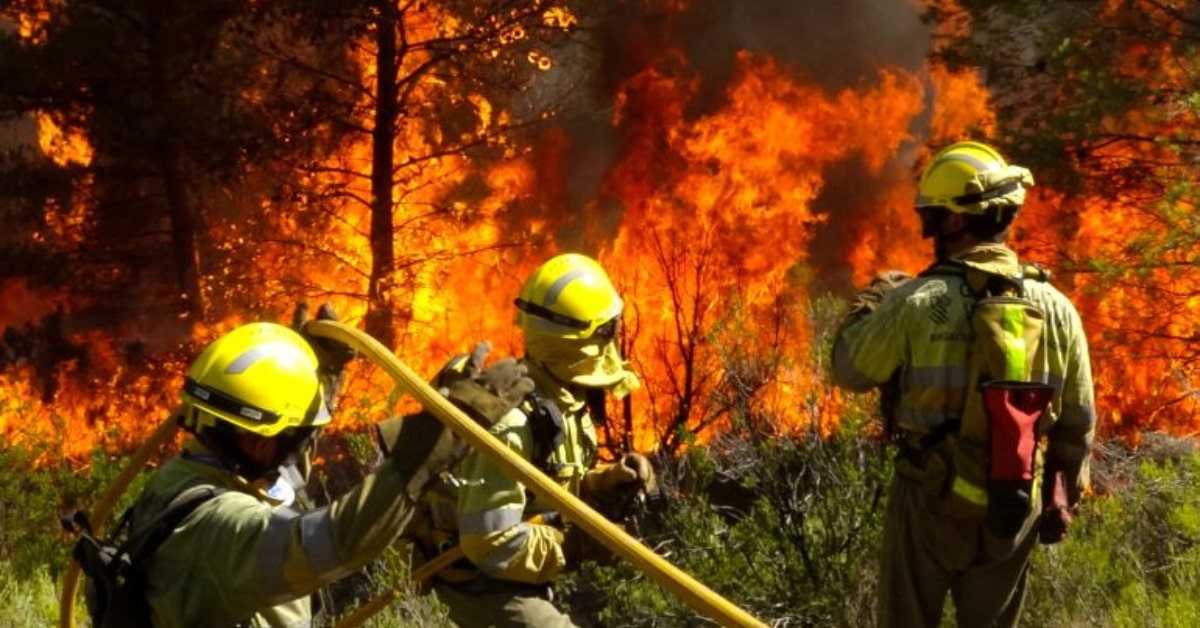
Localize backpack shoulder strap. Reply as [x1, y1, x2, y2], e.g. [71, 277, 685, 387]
[523, 392, 565, 475]
[121, 484, 224, 563]
[920, 258, 1046, 299]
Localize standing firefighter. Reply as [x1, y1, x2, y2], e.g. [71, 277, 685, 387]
[414, 252, 655, 627]
[100, 313, 519, 627]
[831, 141, 1096, 627]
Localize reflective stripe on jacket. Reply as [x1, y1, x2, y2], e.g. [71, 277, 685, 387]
[131, 439, 424, 627]
[831, 243, 1096, 495]
[452, 360, 598, 584]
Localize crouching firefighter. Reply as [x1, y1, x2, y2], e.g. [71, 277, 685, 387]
[406, 253, 656, 627]
[69, 309, 524, 627]
[830, 141, 1096, 628]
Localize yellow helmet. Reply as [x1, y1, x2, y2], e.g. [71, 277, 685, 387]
[515, 254, 638, 392]
[515, 253, 623, 341]
[181, 322, 330, 437]
[915, 141, 1034, 215]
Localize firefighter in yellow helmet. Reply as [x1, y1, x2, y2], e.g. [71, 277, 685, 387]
[123, 309, 524, 627]
[416, 252, 654, 627]
[830, 141, 1095, 627]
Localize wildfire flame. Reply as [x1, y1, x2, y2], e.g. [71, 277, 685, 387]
[3, 0, 1196, 467]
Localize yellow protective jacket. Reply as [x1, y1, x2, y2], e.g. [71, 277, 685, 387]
[832, 243, 1096, 500]
[443, 360, 598, 584]
[129, 439, 425, 627]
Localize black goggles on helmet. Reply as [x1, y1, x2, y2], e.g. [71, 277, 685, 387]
[183, 378, 327, 426]
[514, 298, 621, 340]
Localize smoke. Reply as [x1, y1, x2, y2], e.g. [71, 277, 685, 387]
[540, 0, 934, 285]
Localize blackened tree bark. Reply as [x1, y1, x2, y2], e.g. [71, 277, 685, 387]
[364, 0, 401, 348]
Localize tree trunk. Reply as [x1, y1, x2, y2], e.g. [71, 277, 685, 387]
[149, 5, 204, 322]
[364, 1, 399, 349]
[163, 144, 204, 321]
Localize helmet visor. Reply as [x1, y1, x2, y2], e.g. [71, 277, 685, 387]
[593, 315, 621, 341]
[515, 298, 623, 341]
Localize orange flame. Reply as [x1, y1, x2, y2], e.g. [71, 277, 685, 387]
[6, 0, 1197, 467]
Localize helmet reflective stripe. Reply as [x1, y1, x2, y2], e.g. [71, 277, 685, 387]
[542, 268, 591, 308]
[224, 344, 308, 375]
[952, 180, 1022, 207]
[932, 150, 996, 174]
[183, 377, 279, 424]
[513, 298, 591, 330]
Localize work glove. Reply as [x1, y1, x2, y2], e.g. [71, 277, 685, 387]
[848, 271, 912, 317]
[557, 520, 620, 568]
[1038, 467, 1072, 545]
[374, 351, 535, 500]
[432, 341, 491, 391]
[433, 342, 535, 425]
[292, 302, 357, 411]
[580, 453, 657, 521]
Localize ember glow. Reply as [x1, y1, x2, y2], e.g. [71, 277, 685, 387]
[2, 0, 1195, 466]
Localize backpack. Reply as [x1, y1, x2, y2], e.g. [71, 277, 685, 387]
[63, 484, 222, 628]
[915, 260, 1056, 538]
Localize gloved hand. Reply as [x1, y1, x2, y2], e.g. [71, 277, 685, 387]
[580, 453, 656, 521]
[1038, 506, 1071, 545]
[432, 341, 492, 392]
[292, 302, 357, 410]
[560, 522, 620, 568]
[848, 271, 912, 317]
[456, 357, 535, 410]
[436, 343, 535, 425]
[373, 349, 534, 500]
[1038, 467, 1072, 545]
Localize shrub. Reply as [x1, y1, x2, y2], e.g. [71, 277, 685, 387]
[570, 400, 890, 627]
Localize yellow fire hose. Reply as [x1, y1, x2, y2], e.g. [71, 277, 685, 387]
[58, 320, 766, 627]
[307, 320, 766, 628]
[59, 415, 180, 628]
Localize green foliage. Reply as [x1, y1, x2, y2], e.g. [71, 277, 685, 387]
[0, 562, 62, 628]
[1023, 445, 1200, 627]
[0, 443, 147, 582]
[8, 426, 1200, 626]
[571, 400, 891, 627]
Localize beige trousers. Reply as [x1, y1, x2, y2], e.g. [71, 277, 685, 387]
[878, 477, 1041, 627]
[433, 579, 578, 628]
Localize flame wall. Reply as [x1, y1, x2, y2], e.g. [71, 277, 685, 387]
[3, 0, 1194, 466]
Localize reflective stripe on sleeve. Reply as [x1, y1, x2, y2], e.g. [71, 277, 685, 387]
[257, 509, 299, 603]
[459, 505, 524, 536]
[298, 508, 352, 580]
[473, 522, 532, 572]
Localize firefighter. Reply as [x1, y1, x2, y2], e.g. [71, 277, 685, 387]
[124, 311, 525, 626]
[416, 252, 655, 627]
[830, 141, 1096, 627]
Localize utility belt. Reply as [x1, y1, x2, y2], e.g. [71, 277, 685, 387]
[892, 425, 1045, 539]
